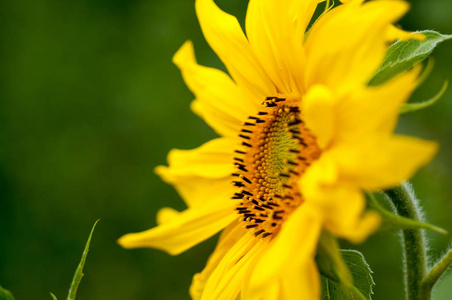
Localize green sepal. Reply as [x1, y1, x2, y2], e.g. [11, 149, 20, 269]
[0, 285, 15, 300]
[317, 233, 374, 299]
[367, 193, 446, 234]
[66, 219, 100, 300]
[317, 232, 353, 287]
[50, 292, 58, 300]
[369, 30, 452, 86]
[318, 247, 375, 300]
[400, 80, 448, 114]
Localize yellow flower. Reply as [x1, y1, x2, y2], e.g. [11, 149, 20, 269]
[119, 0, 437, 298]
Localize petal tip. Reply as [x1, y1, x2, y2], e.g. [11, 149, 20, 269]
[173, 40, 195, 67]
[347, 210, 382, 243]
[117, 233, 138, 249]
[154, 165, 171, 180]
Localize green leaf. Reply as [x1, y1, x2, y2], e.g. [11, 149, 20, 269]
[369, 30, 452, 86]
[322, 277, 365, 300]
[321, 250, 374, 300]
[342, 250, 375, 299]
[66, 219, 99, 300]
[367, 193, 447, 234]
[400, 80, 448, 114]
[50, 292, 58, 300]
[0, 285, 15, 300]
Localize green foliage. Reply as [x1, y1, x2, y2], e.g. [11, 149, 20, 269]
[400, 80, 448, 114]
[67, 220, 99, 300]
[367, 193, 447, 234]
[50, 220, 99, 300]
[0, 285, 15, 300]
[322, 277, 365, 300]
[341, 251, 375, 299]
[317, 233, 353, 288]
[321, 250, 374, 300]
[369, 30, 452, 86]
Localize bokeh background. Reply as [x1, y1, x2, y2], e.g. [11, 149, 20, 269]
[0, 0, 451, 299]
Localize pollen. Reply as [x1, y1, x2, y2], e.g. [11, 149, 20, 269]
[232, 96, 321, 239]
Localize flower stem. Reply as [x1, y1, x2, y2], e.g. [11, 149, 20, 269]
[420, 247, 452, 299]
[385, 182, 428, 300]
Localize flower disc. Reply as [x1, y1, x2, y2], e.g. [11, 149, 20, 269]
[233, 96, 321, 238]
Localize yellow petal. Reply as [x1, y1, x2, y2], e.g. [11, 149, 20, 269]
[159, 172, 233, 209]
[174, 41, 256, 137]
[155, 138, 235, 208]
[245, 0, 323, 94]
[331, 134, 438, 190]
[156, 207, 181, 225]
[195, 0, 276, 101]
[118, 198, 236, 255]
[160, 138, 236, 178]
[387, 25, 426, 41]
[302, 85, 336, 149]
[301, 161, 381, 242]
[244, 260, 320, 300]
[200, 234, 263, 300]
[190, 223, 245, 300]
[339, 0, 365, 3]
[304, 0, 410, 92]
[333, 66, 420, 143]
[280, 260, 320, 300]
[246, 281, 280, 300]
[244, 205, 322, 298]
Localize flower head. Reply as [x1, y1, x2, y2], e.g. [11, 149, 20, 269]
[119, 0, 437, 298]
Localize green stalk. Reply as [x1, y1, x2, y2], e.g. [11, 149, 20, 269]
[420, 247, 452, 298]
[385, 182, 428, 300]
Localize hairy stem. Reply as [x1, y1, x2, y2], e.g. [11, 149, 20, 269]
[385, 182, 428, 300]
[420, 247, 452, 298]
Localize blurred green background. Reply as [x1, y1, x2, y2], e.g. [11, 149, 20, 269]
[0, 0, 451, 299]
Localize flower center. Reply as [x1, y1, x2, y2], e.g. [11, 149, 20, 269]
[232, 96, 321, 239]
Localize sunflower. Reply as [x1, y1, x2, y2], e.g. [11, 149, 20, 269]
[118, 0, 437, 298]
